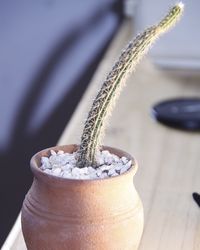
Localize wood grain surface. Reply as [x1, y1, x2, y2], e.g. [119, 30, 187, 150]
[2, 20, 200, 250]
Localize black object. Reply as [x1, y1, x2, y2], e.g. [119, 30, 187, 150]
[192, 193, 200, 208]
[152, 98, 200, 131]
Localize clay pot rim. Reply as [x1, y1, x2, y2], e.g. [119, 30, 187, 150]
[30, 144, 138, 184]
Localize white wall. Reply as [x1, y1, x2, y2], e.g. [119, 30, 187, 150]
[134, 0, 200, 70]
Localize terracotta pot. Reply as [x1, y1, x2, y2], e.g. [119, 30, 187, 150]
[21, 144, 144, 250]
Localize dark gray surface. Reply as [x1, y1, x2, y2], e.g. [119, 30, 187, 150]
[0, 0, 117, 150]
[0, 0, 123, 245]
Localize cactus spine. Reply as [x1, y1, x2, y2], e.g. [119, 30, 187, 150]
[77, 3, 184, 168]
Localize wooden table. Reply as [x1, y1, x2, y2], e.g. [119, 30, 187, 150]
[2, 21, 200, 250]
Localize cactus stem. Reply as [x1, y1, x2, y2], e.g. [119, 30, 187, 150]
[76, 3, 184, 168]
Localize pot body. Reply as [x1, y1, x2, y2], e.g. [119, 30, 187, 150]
[21, 145, 144, 250]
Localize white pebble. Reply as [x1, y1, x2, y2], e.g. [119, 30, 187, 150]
[108, 168, 116, 176]
[96, 169, 102, 177]
[121, 156, 128, 164]
[41, 157, 49, 164]
[100, 165, 110, 171]
[72, 167, 80, 176]
[113, 155, 120, 162]
[63, 173, 74, 179]
[44, 169, 51, 174]
[89, 173, 98, 179]
[41, 163, 50, 170]
[126, 160, 132, 168]
[100, 172, 108, 179]
[88, 167, 96, 174]
[102, 150, 109, 154]
[49, 155, 68, 167]
[79, 175, 89, 180]
[111, 172, 119, 177]
[41, 157, 51, 169]
[61, 164, 72, 171]
[114, 164, 123, 171]
[50, 150, 57, 156]
[57, 150, 64, 155]
[98, 157, 104, 165]
[40, 149, 133, 180]
[105, 157, 112, 165]
[52, 168, 62, 176]
[79, 167, 88, 175]
[120, 165, 131, 174]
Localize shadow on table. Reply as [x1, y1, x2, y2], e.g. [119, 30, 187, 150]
[0, 9, 121, 245]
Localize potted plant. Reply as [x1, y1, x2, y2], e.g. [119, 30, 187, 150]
[21, 3, 184, 250]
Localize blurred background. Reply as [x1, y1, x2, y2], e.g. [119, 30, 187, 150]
[0, 0, 123, 246]
[134, 0, 200, 70]
[1, 0, 199, 247]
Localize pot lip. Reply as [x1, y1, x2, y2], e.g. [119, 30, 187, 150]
[30, 144, 138, 184]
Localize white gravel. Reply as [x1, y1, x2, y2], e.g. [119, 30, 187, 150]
[40, 149, 133, 180]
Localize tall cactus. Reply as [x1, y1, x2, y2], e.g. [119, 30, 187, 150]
[77, 3, 184, 168]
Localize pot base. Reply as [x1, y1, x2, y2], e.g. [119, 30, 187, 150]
[21, 145, 144, 250]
